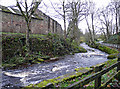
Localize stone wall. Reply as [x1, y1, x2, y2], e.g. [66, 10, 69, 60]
[1, 10, 63, 35]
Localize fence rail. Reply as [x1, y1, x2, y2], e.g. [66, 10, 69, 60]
[43, 58, 120, 89]
[66, 57, 120, 89]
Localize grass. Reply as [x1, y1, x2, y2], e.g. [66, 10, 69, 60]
[1, 32, 46, 38]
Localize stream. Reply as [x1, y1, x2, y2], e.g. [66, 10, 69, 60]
[2, 43, 109, 88]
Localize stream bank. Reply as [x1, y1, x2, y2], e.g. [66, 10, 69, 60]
[2, 33, 87, 69]
[2, 43, 109, 88]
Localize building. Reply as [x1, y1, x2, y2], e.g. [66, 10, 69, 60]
[0, 5, 63, 35]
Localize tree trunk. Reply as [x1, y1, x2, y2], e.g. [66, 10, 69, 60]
[115, 3, 118, 34]
[85, 17, 94, 44]
[106, 26, 110, 41]
[63, 1, 66, 39]
[91, 13, 95, 42]
[73, 20, 76, 41]
[102, 31, 107, 40]
[26, 22, 30, 52]
[64, 16, 66, 39]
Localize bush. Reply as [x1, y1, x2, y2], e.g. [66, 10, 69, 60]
[105, 33, 120, 44]
[2, 33, 87, 68]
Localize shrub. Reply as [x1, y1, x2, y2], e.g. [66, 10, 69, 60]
[2, 33, 87, 68]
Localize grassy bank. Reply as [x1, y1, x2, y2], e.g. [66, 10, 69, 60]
[2, 32, 87, 69]
[87, 43, 119, 59]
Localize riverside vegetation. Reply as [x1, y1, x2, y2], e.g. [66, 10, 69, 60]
[87, 42, 119, 59]
[2, 32, 87, 69]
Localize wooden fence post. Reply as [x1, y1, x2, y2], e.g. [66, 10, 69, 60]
[94, 64, 104, 89]
[117, 54, 120, 81]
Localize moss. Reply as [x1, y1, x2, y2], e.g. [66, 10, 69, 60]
[33, 78, 59, 88]
[36, 80, 48, 87]
[25, 84, 34, 88]
[97, 45, 119, 54]
[78, 46, 87, 53]
[73, 46, 87, 53]
[41, 56, 50, 60]
[37, 58, 44, 62]
[75, 67, 91, 72]
[31, 60, 41, 64]
[26, 67, 92, 88]
[104, 58, 117, 67]
[107, 53, 118, 59]
[87, 43, 119, 54]
[35, 61, 41, 64]
[76, 72, 82, 76]
[90, 63, 105, 69]
[2, 64, 16, 68]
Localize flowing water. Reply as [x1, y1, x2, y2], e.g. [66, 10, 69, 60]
[2, 43, 109, 88]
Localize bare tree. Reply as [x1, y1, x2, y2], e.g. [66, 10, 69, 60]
[98, 6, 113, 41]
[67, 0, 87, 41]
[98, 23, 108, 40]
[85, 16, 94, 43]
[109, 0, 120, 34]
[85, 1, 97, 43]
[89, 1, 96, 42]
[49, 0, 67, 39]
[16, 0, 42, 52]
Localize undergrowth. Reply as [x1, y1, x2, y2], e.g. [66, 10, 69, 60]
[2, 32, 87, 69]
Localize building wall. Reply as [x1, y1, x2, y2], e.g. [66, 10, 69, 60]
[1, 10, 63, 35]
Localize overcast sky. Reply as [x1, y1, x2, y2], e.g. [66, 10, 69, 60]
[0, 0, 111, 33]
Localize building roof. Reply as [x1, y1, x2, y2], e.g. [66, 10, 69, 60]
[0, 5, 43, 20]
[0, 5, 62, 27]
